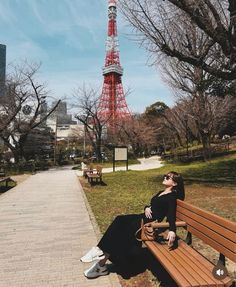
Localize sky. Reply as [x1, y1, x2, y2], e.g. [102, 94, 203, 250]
[0, 0, 175, 114]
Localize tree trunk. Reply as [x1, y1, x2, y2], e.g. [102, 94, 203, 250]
[200, 131, 211, 161]
[95, 138, 102, 162]
[12, 150, 20, 164]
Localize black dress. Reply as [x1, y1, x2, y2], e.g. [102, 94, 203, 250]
[97, 191, 177, 266]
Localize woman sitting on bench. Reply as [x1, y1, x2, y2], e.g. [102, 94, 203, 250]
[81, 171, 185, 279]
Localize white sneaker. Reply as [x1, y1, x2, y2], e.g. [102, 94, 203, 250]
[80, 246, 105, 263]
[84, 261, 109, 279]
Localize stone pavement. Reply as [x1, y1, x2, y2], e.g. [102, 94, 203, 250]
[0, 169, 121, 287]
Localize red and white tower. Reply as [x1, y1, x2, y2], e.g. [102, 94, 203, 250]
[98, 0, 131, 128]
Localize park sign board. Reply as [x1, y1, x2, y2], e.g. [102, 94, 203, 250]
[113, 146, 128, 172]
[114, 147, 128, 160]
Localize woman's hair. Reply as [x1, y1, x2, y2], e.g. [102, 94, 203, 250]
[169, 171, 185, 200]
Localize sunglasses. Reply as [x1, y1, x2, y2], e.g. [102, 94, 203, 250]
[163, 174, 173, 180]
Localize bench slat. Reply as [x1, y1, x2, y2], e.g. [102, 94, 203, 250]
[177, 200, 236, 233]
[177, 241, 226, 286]
[0, 177, 10, 183]
[187, 224, 236, 262]
[146, 240, 213, 286]
[178, 241, 233, 287]
[87, 174, 100, 178]
[146, 239, 232, 287]
[145, 241, 194, 287]
[166, 246, 213, 286]
[177, 212, 236, 253]
[177, 206, 236, 244]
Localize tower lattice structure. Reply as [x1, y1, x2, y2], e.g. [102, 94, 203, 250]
[98, 0, 131, 128]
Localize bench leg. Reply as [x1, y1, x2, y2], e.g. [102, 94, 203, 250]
[218, 253, 226, 266]
[88, 177, 93, 186]
[185, 232, 192, 245]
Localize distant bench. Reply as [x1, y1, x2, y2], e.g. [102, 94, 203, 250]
[0, 176, 16, 191]
[144, 200, 236, 287]
[86, 165, 103, 185]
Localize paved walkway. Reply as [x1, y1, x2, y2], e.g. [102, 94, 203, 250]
[106, 155, 163, 172]
[0, 169, 121, 287]
[77, 156, 163, 176]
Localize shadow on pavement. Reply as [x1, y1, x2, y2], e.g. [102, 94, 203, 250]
[0, 186, 13, 193]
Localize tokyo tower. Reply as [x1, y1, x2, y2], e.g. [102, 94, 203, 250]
[98, 0, 131, 128]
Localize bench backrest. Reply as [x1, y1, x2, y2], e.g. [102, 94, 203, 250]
[96, 165, 102, 175]
[88, 163, 94, 171]
[176, 200, 236, 262]
[0, 176, 10, 182]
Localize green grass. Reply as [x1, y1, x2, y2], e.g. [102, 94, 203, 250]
[82, 153, 236, 233]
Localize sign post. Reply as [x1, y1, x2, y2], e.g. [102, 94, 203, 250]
[113, 147, 128, 172]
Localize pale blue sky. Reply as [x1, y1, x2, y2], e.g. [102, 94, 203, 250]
[0, 0, 174, 113]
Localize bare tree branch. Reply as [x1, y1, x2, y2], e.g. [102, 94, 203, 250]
[119, 0, 236, 79]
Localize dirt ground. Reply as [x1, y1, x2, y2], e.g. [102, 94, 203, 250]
[118, 271, 159, 287]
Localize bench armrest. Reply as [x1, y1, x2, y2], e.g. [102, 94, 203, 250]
[149, 221, 187, 229]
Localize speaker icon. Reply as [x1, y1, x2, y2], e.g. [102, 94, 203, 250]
[212, 263, 228, 280]
[216, 269, 224, 276]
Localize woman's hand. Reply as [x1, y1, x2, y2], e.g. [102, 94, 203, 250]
[167, 231, 176, 247]
[145, 207, 152, 219]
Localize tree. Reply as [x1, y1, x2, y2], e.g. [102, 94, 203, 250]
[119, 0, 236, 80]
[73, 85, 108, 162]
[144, 101, 169, 118]
[121, 5, 236, 160]
[22, 127, 54, 161]
[217, 98, 236, 136]
[117, 113, 158, 156]
[160, 52, 236, 160]
[0, 62, 60, 163]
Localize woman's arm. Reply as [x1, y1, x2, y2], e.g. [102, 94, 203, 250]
[166, 196, 177, 232]
[166, 196, 177, 246]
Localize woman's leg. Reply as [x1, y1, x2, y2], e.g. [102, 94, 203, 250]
[98, 252, 110, 266]
[80, 246, 105, 262]
[84, 214, 142, 278]
[84, 253, 110, 279]
[97, 214, 142, 265]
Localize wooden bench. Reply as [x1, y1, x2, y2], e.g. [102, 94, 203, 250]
[0, 176, 16, 191]
[144, 200, 236, 287]
[83, 163, 94, 178]
[87, 165, 103, 185]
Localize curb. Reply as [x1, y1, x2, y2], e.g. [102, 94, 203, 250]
[76, 173, 122, 287]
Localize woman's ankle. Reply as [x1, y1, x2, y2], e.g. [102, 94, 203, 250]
[99, 252, 109, 266]
[98, 260, 106, 267]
